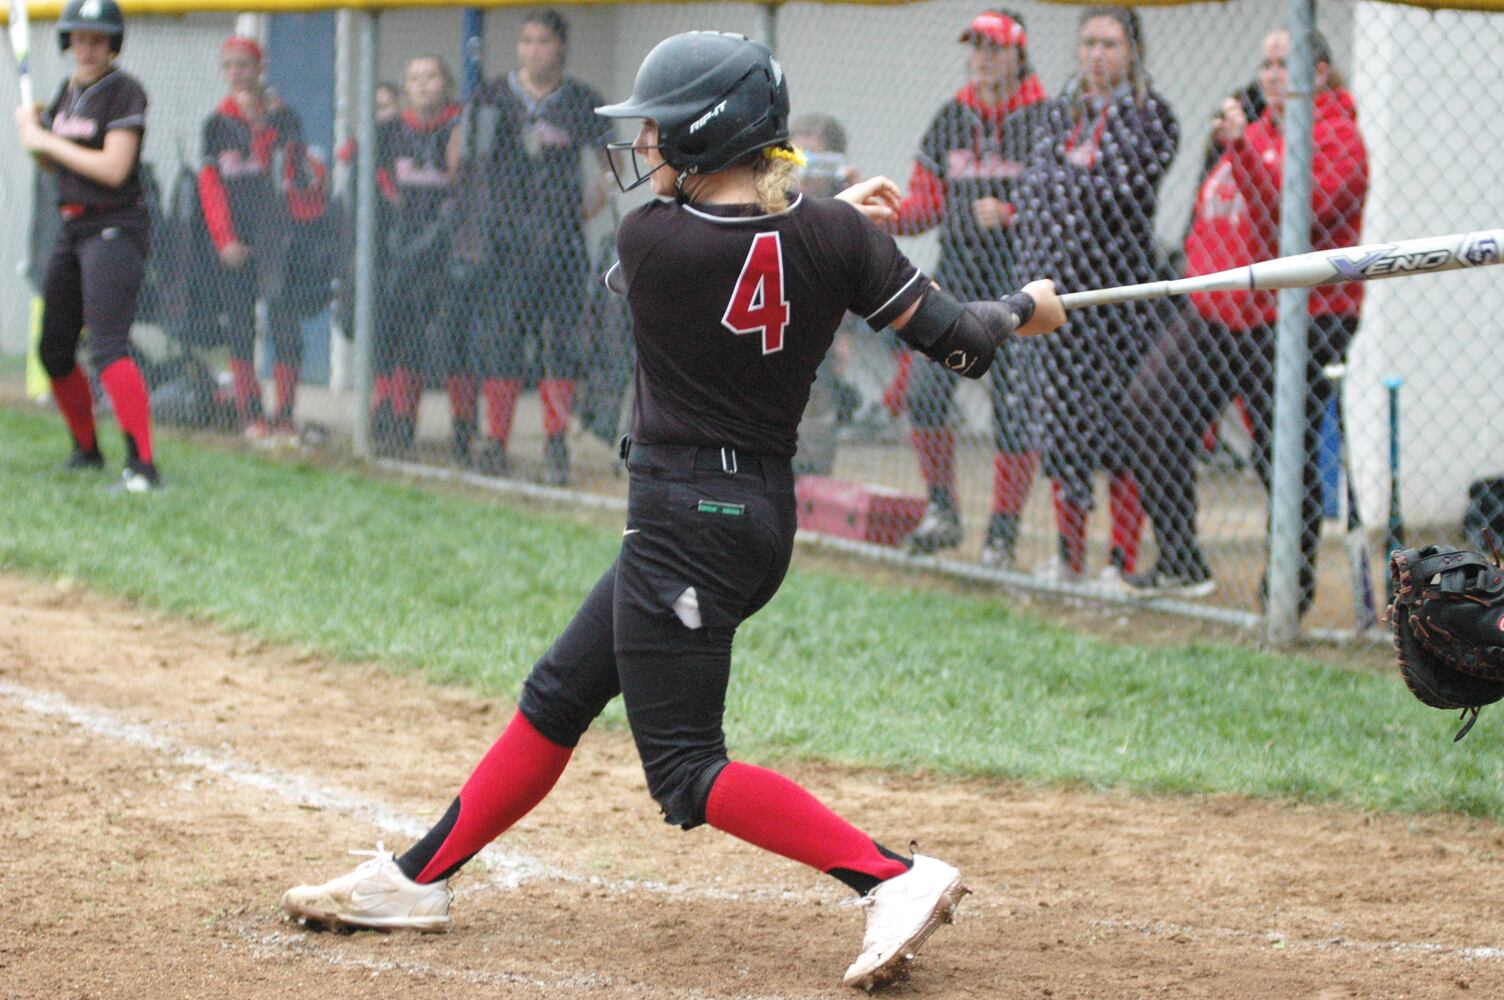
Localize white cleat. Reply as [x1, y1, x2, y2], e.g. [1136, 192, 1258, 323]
[842, 854, 969, 991]
[281, 843, 452, 933]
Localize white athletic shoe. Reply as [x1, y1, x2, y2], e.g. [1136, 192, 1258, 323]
[842, 854, 969, 991]
[281, 843, 452, 933]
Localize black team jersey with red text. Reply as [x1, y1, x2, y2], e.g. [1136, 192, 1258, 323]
[377, 105, 461, 245]
[42, 67, 147, 211]
[197, 97, 315, 251]
[615, 194, 927, 457]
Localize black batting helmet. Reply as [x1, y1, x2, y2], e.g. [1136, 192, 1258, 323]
[596, 31, 789, 191]
[58, 0, 126, 53]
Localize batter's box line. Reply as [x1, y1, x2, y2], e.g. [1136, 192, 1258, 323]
[0, 677, 826, 907]
[1093, 917, 1504, 962]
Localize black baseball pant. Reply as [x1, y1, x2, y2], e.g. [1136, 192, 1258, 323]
[518, 443, 797, 829]
[39, 212, 149, 377]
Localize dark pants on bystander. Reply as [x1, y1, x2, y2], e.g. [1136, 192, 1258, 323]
[1125, 306, 1359, 612]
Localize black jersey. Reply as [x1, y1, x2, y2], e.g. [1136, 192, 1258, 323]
[912, 89, 1046, 299]
[198, 97, 309, 249]
[616, 195, 926, 457]
[463, 73, 610, 249]
[42, 67, 147, 212]
[378, 106, 460, 248]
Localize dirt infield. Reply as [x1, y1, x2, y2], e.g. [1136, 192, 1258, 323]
[3, 573, 1502, 999]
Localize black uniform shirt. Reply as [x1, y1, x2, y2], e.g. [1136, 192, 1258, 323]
[43, 66, 147, 211]
[917, 98, 1045, 298]
[201, 99, 308, 247]
[466, 74, 609, 246]
[378, 106, 460, 246]
[617, 195, 926, 457]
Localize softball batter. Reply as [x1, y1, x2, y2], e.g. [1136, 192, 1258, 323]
[282, 31, 1065, 991]
[14, 0, 159, 491]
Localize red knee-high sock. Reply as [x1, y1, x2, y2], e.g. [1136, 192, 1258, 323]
[482, 378, 522, 447]
[911, 427, 956, 496]
[99, 358, 153, 464]
[447, 375, 478, 422]
[882, 351, 912, 416]
[51, 366, 96, 451]
[272, 362, 298, 422]
[1108, 470, 1144, 573]
[372, 374, 392, 411]
[1052, 480, 1088, 575]
[706, 762, 909, 885]
[993, 451, 1038, 515]
[391, 367, 421, 418]
[228, 358, 260, 423]
[412, 711, 573, 885]
[538, 378, 575, 438]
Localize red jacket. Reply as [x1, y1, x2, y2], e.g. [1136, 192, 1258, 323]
[1185, 88, 1368, 327]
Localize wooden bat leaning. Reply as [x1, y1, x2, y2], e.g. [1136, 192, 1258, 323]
[1059, 229, 1504, 310]
[6, 0, 32, 109]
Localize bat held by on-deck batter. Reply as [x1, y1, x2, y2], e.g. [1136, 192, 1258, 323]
[1059, 229, 1504, 311]
[6, 0, 32, 109]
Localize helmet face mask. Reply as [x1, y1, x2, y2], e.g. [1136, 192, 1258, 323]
[596, 31, 789, 193]
[603, 133, 671, 194]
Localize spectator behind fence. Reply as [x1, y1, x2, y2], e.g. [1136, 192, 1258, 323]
[788, 112, 862, 477]
[886, 10, 1048, 566]
[451, 9, 613, 483]
[368, 56, 462, 458]
[199, 35, 327, 444]
[1123, 29, 1368, 610]
[1015, 5, 1179, 583]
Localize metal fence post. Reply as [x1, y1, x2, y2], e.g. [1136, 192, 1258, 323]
[1265, 0, 1316, 646]
[462, 9, 484, 100]
[757, 3, 778, 53]
[351, 9, 378, 458]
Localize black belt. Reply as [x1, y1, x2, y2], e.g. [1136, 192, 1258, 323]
[620, 438, 766, 477]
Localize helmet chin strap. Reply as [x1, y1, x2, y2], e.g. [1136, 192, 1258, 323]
[673, 166, 699, 199]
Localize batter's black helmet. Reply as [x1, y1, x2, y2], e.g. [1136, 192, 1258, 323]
[58, 0, 126, 53]
[596, 31, 789, 190]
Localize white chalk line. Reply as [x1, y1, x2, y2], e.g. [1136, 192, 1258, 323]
[6, 676, 1501, 973]
[0, 677, 818, 905]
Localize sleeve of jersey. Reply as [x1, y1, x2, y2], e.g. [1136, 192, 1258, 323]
[197, 163, 236, 251]
[105, 78, 147, 133]
[848, 209, 927, 331]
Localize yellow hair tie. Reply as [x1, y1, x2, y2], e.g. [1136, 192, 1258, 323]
[764, 145, 808, 167]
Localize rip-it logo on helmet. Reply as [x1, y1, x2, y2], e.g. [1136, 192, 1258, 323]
[688, 100, 728, 135]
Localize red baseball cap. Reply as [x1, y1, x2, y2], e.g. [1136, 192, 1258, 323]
[960, 11, 1027, 48]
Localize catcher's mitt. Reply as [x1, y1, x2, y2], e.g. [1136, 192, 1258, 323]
[1389, 544, 1504, 740]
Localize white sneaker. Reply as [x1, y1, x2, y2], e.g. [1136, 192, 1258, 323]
[281, 843, 452, 933]
[842, 854, 969, 991]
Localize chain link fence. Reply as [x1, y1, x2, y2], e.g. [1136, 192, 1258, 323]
[3, 0, 1501, 640]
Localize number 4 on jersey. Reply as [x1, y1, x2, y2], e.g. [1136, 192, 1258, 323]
[722, 232, 790, 355]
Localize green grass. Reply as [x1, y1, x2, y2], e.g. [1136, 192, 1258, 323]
[4, 404, 1501, 819]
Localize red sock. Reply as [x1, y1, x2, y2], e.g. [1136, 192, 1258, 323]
[413, 711, 573, 884]
[99, 358, 153, 464]
[372, 374, 392, 411]
[273, 362, 298, 421]
[228, 358, 259, 422]
[1108, 470, 1144, 573]
[482, 378, 522, 446]
[706, 762, 909, 885]
[50, 366, 96, 451]
[538, 379, 576, 438]
[1052, 481, 1087, 575]
[1234, 395, 1255, 437]
[911, 427, 956, 494]
[882, 352, 912, 416]
[447, 375, 478, 422]
[392, 367, 421, 418]
[993, 451, 1037, 515]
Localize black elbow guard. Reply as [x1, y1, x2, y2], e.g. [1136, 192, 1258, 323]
[898, 287, 995, 379]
